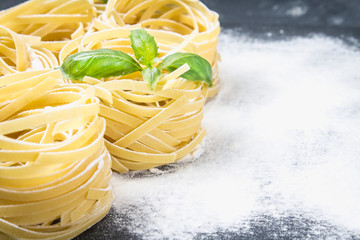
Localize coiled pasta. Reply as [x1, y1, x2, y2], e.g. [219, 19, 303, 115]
[0, 26, 58, 76]
[59, 28, 209, 172]
[0, 0, 95, 53]
[0, 70, 113, 240]
[0, 0, 220, 238]
[93, 0, 220, 97]
[92, 71, 207, 172]
[56, 0, 219, 172]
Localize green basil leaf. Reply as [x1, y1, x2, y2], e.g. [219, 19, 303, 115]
[141, 67, 161, 90]
[130, 29, 158, 67]
[101, 0, 108, 2]
[159, 53, 213, 86]
[60, 49, 142, 80]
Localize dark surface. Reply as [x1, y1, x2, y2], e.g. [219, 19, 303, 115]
[203, 0, 360, 40]
[2, 0, 360, 39]
[1, 0, 360, 239]
[75, 207, 360, 240]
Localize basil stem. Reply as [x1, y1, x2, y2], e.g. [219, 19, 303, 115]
[159, 53, 213, 87]
[130, 29, 159, 67]
[141, 67, 162, 90]
[60, 49, 142, 80]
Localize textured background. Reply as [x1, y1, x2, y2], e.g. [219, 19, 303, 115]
[2, 0, 360, 35]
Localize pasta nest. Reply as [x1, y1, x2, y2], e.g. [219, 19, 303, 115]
[0, 26, 58, 76]
[0, 0, 96, 53]
[0, 70, 113, 240]
[0, 0, 220, 238]
[58, 24, 210, 172]
[0, 0, 220, 171]
[84, 73, 207, 173]
[92, 0, 220, 97]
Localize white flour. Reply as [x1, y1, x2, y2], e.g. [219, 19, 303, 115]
[110, 31, 360, 239]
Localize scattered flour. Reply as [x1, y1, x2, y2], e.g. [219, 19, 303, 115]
[286, 5, 308, 17]
[110, 31, 360, 239]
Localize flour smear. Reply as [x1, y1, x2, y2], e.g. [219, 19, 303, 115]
[111, 31, 360, 239]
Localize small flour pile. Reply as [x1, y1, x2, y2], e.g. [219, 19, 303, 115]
[110, 30, 360, 239]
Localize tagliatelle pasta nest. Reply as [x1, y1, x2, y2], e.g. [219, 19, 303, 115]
[0, 0, 220, 238]
[0, 0, 220, 94]
[56, 0, 219, 172]
[0, 70, 113, 240]
[58, 27, 211, 172]
[79, 68, 208, 172]
[0, 26, 58, 76]
[0, 0, 95, 53]
[93, 0, 220, 97]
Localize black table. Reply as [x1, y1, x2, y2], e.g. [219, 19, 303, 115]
[2, 0, 360, 39]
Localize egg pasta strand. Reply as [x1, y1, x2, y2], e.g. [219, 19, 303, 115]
[0, 70, 113, 240]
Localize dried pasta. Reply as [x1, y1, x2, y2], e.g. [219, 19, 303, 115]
[0, 0, 95, 53]
[0, 26, 58, 76]
[59, 27, 210, 172]
[0, 0, 220, 95]
[0, 70, 113, 240]
[0, 0, 220, 238]
[55, 0, 220, 172]
[94, 72, 207, 173]
[93, 0, 220, 97]
[59, 49, 206, 173]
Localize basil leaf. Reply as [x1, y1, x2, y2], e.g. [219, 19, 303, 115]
[60, 49, 142, 80]
[141, 67, 161, 90]
[130, 29, 158, 67]
[159, 53, 213, 86]
[101, 0, 108, 2]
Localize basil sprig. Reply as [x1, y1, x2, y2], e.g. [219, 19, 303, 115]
[130, 29, 162, 89]
[60, 29, 213, 90]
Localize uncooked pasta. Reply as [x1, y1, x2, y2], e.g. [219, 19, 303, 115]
[0, 0, 95, 53]
[0, 0, 220, 238]
[0, 26, 58, 76]
[0, 70, 113, 239]
[56, 0, 219, 172]
[95, 71, 207, 173]
[92, 0, 220, 96]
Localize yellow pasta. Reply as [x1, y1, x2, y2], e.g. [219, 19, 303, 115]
[0, 0, 96, 54]
[93, 0, 220, 97]
[91, 71, 207, 173]
[0, 0, 221, 238]
[0, 70, 113, 240]
[0, 25, 58, 76]
[55, 0, 220, 172]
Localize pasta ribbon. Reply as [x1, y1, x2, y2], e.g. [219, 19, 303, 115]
[95, 71, 208, 172]
[0, 26, 58, 76]
[0, 0, 220, 238]
[0, 0, 95, 54]
[64, 0, 220, 96]
[0, 70, 113, 240]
